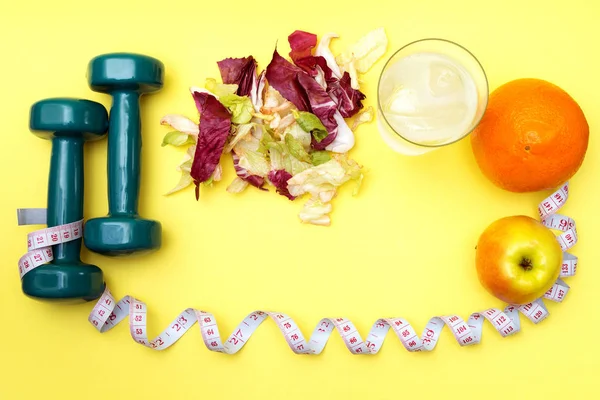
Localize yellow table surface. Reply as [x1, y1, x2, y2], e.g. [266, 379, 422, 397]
[1, 0, 598, 398]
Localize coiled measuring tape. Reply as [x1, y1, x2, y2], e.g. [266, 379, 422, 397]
[17, 217, 84, 279]
[18, 183, 577, 354]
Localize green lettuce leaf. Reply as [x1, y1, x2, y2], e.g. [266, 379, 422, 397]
[333, 153, 364, 195]
[165, 146, 196, 195]
[285, 134, 311, 163]
[286, 158, 364, 226]
[292, 110, 328, 142]
[178, 159, 192, 173]
[161, 131, 196, 147]
[298, 197, 333, 226]
[284, 122, 311, 149]
[225, 123, 256, 153]
[204, 78, 238, 97]
[160, 114, 199, 135]
[268, 143, 285, 171]
[165, 172, 193, 195]
[251, 112, 275, 122]
[287, 160, 349, 200]
[335, 27, 388, 89]
[226, 177, 249, 194]
[310, 151, 331, 166]
[175, 146, 195, 173]
[260, 126, 275, 144]
[219, 94, 254, 124]
[352, 106, 374, 130]
[233, 132, 262, 154]
[266, 140, 312, 176]
[288, 155, 313, 176]
[238, 149, 270, 177]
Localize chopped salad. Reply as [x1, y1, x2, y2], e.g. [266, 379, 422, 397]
[160, 28, 387, 226]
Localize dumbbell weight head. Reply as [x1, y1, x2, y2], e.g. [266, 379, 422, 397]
[84, 216, 161, 256]
[84, 53, 163, 256]
[25, 98, 107, 301]
[30, 98, 108, 141]
[87, 52, 164, 94]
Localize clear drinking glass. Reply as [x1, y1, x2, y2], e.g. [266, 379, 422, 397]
[377, 38, 489, 155]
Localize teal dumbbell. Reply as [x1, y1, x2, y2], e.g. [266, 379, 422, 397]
[83, 53, 164, 256]
[24, 98, 108, 301]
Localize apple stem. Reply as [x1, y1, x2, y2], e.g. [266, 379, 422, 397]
[520, 257, 533, 271]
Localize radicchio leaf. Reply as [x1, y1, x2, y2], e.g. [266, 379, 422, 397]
[314, 57, 365, 118]
[265, 50, 310, 112]
[326, 71, 366, 118]
[232, 153, 267, 190]
[268, 169, 295, 200]
[288, 30, 318, 76]
[190, 91, 232, 199]
[297, 73, 338, 149]
[287, 31, 366, 119]
[216, 56, 257, 97]
[266, 50, 338, 149]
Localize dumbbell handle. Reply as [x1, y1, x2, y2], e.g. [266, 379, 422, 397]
[107, 91, 141, 216]
[48, 136, 84, 264]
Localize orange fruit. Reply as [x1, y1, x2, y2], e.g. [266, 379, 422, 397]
[470, 78, 589, 193]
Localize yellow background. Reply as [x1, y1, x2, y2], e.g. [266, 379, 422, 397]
[1, 0, 598, 398]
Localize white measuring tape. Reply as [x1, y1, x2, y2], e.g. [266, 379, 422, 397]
[17, 219, 84, 279]
[18, 183, 577, 354]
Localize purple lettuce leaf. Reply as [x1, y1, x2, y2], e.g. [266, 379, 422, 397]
[216, 56, 257, 97]
[288, 30, 318, 76]
[268, 169, 295, 200]
[232, 153, 267, 190]
[313, 56, 365, 118]
[265, 50, 311, 112]
[265, 50, 338, 149]
[288, 31, 366, 119]
[190, 91, 232, 199]
[296, 73, 339, 149]
[326, 72, 366, 118]
[315, 56, 335, 82]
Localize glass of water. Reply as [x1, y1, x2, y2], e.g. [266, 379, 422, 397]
[377, 38, 489, 155]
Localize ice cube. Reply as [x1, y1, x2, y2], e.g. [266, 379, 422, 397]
[386, 86, 419, 115]
[429, 61, 462, 97]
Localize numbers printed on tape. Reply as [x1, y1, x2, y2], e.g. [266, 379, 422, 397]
[538, 183, 569, 218]
[20, 184, 579, 355]
[560, 253, 577, 277]
[89, 287, 533, 354]
[17, 220, 83, 279]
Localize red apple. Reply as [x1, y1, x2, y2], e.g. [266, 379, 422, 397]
[475, 215, 563, 305]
